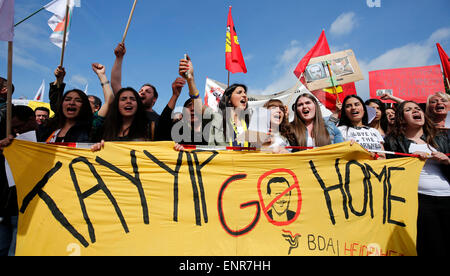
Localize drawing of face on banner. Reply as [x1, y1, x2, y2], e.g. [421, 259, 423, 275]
[305, 63, 327, 82]
[257, 169, 302, 226]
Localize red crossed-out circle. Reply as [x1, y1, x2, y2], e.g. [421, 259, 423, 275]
[257, 168, 302, 226]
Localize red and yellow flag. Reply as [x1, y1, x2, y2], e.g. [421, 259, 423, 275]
[226, 6, 247, 74]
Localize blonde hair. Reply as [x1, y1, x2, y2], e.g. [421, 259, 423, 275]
[426, 92, 449, 118]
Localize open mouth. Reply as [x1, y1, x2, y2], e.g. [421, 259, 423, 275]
[412, 113, 422, 120]
[436, 105, 446, 111]
[302, 109, 310, 115]
[66, 107, 78, 114]
[240, 99, 247, 105]
[124, 106, 134, 111]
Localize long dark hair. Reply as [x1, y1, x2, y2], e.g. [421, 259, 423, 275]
[218, 84, 250, 142]
[101, 87, 149, 141]
[393, 100, 439, 150]
[46, 89, 93, 131]
[365, 98, 388, 133]
[338, 95, 368, 128]
[291, 94, 331, 147]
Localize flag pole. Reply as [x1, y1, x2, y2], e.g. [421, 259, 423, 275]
[59, 0, 70, 67]
[227, 71, 230, 88]
[56, 0, 70, 88]
[6, 41, 13, 137]
[14, 7, 46, 27]
[122, 0, 138, 44]
[326, 61, 341, 104]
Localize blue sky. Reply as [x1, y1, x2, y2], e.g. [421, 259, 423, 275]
[1, 0, 449, 114]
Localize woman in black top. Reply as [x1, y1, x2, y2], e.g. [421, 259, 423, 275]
[384, 100, 450, 256]
[91, 87, 149, 151]
[39, 88, 93, 143]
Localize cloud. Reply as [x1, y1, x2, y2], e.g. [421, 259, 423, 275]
[0, 20, 54, 74]
[330, 12, 357, 36]
[356, 27, 450, 100]
[249, 40, 306, 94]
[70, 74, 88, 87]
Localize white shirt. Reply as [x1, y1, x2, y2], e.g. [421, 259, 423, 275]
[5, 131, 38, 187]
[338, 126, 384, 151]
[269, 132, 292, 152]
[408, 143, 450, 197]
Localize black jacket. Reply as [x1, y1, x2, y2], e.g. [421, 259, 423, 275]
[0, 99, 17, 216]
[384, 131, 450, 183]
[37, 82, 92, 143]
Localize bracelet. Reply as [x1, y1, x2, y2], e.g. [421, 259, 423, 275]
[190, 92, 200, 99]
[101, 81, 110, 87]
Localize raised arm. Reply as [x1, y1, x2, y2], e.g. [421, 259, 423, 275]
[92, 63, 114, 118]
[380, 93, 404, 104]
[49, 66, 66, 113]
[179, 55, 202, 115]
[111, 43, 126, 94]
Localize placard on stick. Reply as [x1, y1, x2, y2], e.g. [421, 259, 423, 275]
[304, 49, 364, 92]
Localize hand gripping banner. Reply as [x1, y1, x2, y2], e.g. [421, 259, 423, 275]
[4, 140, 424, 256]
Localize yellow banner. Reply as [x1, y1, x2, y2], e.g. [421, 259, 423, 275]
[4, 140, 424, 256]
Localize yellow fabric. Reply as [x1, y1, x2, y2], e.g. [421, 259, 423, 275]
[4, 140, 424, 256]
[27, 101, 55, 117]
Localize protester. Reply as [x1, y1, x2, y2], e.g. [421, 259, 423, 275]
[338, 95, 386, 159]
[207, 83, 250, 147]
[426, 92, 449, 129]
[0, 77, 14, 139]
[0, 105, 38, 256]
[365, 98, 388, 137]
[88, 95, 102, 114]
[34, 106, 50, 126]
[290, 93, 343, 152]
[259, 99, 292, 153]
[384, 100, 450, 256]
[39, 64, 114, 143]
[0, 77, 15, 256]
[111, 42, 160, 138]
[91, 87, 150, 151]
[158, 79, 208, 141]
[385, 107, 396, 134]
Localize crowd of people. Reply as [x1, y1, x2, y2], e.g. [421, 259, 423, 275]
[0, 42, 449, 256]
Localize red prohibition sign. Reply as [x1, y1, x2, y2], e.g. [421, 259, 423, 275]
[257, 168, 302, 226]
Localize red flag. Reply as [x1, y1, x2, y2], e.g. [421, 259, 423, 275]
[226, 6, 247, 74]
[437, 43, 450, 82]
[294, 30, 357, 110]
[293, 30, 330, 78]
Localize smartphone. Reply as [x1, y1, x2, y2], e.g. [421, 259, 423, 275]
[184, 54, 189, 78]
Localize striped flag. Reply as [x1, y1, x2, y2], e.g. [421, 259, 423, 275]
[45, 0, 80, 48]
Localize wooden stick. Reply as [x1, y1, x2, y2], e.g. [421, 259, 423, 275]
[6, 42, 13, 137]
[122, 0, 138, 44]
[56, 0, 70, 88]
[59, 0, 70, 67]
[326, 62, 341, 104]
